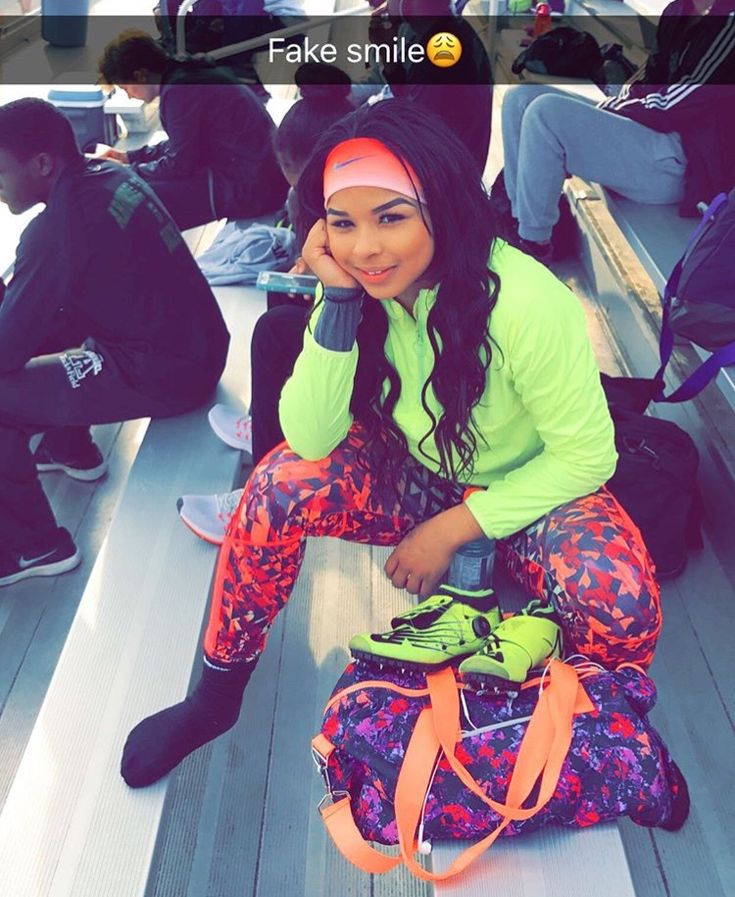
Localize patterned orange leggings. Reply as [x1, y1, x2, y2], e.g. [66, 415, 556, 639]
[203, 426, 661, 671]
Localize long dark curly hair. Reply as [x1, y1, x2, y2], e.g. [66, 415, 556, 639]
[295, 99, 501, 489]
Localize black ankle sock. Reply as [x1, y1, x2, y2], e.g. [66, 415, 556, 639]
[121, 659, 255, 788]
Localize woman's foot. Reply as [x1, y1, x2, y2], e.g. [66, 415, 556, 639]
[177, 489, 244, 544]
[208, 404, 253, 453]
[121, 662, 253, 788]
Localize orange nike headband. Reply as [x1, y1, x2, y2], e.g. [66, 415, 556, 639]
[323, 137, 426, 207]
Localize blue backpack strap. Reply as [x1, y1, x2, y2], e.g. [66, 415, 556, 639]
[656, 340, 735, 403]
[654, 192, 732, 403]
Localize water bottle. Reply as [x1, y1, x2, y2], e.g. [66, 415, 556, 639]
[532, 2, 553, 38]
[448, 535, 496, 592]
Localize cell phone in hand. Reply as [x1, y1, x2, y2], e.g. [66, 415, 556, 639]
[256, 271, 319, 296]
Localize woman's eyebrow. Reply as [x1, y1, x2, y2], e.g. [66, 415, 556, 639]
[372, 197, 417, 213]
[325, 197, 417, 217]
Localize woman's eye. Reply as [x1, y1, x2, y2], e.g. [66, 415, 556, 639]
[328, 219, 353, 230]
[379, 213, 405, 225]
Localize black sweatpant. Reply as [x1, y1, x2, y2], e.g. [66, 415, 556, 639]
[250, 304, 308, 465]
[0, 348, 211, 554]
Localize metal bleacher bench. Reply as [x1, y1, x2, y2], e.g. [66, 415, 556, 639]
[0, 279, 261, 896]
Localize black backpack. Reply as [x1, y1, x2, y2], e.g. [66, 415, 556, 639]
[512, 27, 604, 80]
[602, 375, 702, 581]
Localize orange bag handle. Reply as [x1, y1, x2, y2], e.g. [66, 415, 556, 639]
[316, 659, 593, 881]
[394, 706, 515, 881]
[424, 661, 593, 822]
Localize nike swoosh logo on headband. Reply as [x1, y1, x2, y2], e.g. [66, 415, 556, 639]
[332, 154, 376, 169]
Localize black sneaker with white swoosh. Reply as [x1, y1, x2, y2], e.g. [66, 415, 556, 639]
[34, 438, 107, 482]
[0, 527, 81, 586]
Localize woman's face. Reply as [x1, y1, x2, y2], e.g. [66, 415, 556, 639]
[276, 150, 301, 188]
[325, 185, 434, 307]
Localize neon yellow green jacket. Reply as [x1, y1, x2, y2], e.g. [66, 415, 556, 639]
[279, 242, 617, 539]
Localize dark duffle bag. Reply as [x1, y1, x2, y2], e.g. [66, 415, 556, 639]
[602, 374, 702, 581]
[312, 659, 689, 884]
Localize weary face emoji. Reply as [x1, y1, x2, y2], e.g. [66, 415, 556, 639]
[425, 32, 462, 68]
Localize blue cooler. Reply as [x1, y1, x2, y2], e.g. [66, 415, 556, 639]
[48, 85, 119, 153]
[42, 0, 89, 48]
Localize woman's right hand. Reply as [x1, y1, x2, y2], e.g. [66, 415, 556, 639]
[301, 219, 359, 290]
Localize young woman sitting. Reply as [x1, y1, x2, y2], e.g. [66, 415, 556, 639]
[120, 100, 661, 788]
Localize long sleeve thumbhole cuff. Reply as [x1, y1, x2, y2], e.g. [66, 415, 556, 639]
[322, 285, 365, 304]
[313, 292, 363, 351]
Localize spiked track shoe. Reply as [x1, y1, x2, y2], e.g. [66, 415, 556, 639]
[459, 600, 563, 693]
[349, 586, 501, 672]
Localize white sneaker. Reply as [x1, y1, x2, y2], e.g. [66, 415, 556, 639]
[177, 489, 245, 545]
[208, 404, 253, 453]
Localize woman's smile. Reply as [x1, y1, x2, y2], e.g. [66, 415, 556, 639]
[356, 265, 397, 284]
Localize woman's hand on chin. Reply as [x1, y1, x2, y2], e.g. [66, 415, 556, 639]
[301, 219, 359, 290]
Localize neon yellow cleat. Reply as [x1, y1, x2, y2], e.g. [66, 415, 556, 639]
[349, 585, 501, 671]
[459, 600, 563, 690]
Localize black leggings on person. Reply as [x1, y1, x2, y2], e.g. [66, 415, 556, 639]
[250, 303, 309, 465]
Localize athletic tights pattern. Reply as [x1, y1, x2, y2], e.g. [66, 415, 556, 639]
[203, 426, 661, 671]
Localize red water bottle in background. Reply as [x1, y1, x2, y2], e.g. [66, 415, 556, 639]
[533, 2, 553, 37]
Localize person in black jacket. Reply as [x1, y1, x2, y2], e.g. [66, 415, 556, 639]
[368, 0, 493, 176]
[499, 0, 735, 263]
[0, 98, 230, 586]
[98, 29, 288, 230]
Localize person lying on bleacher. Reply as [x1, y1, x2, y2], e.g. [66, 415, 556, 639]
[97, 29, 288, 230]
[496, 0, 735, 265]
[121, 100, 662, 788]
[0, 98, 230, 587]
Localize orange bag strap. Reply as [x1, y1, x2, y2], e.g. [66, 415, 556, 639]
[319, 797, 404, 874]
[323, 679, 432, 715]
[313, 733, 403, 874]
[391, 660, 593, 882]
[317, 710, 513, 881]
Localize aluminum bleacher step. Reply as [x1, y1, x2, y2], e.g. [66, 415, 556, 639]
[0, 286, 263, 897]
